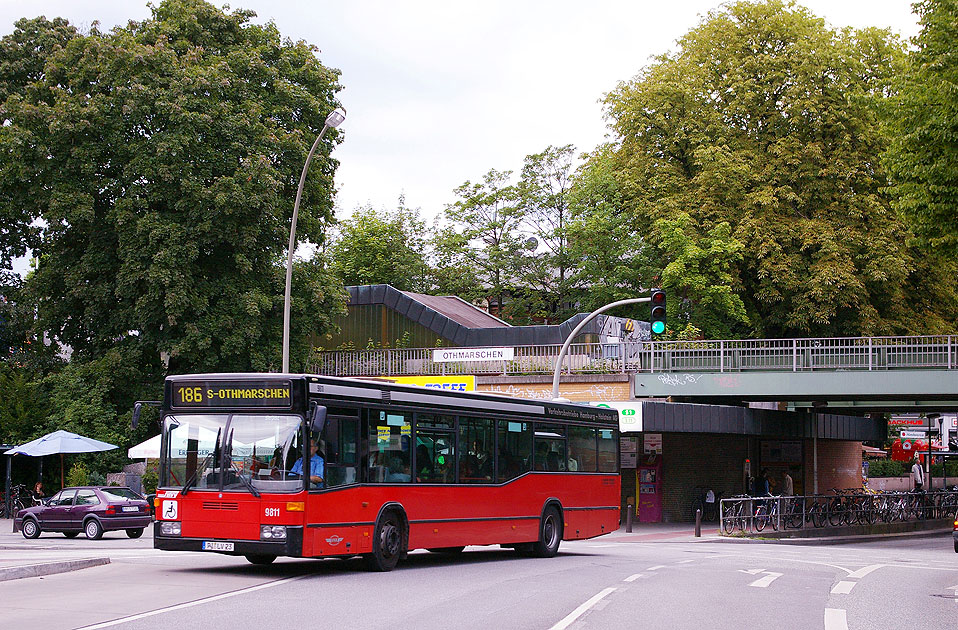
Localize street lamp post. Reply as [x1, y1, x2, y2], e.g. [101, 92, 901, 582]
[550, 297, 650, 401]
[282, 107, 346, 373]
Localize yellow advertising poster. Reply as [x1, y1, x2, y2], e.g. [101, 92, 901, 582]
[373, 375, 475, 392]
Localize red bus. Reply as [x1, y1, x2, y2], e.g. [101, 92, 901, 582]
[151, 373, 621, 570]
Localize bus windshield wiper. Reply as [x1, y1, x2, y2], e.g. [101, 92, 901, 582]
[181, 427, 221, 496]
[224, 427, 260, 497]
[180, 451, 214, 496]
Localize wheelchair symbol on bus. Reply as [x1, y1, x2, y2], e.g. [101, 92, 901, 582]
[163, 500, 178, 520]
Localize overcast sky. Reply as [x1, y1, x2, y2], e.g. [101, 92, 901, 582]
[2, 0, 920, 274]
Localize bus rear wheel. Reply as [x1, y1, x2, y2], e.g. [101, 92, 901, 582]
[531, 506, 562, 558]
[365, 511, 403, 572]
[245, 554, 276, 565]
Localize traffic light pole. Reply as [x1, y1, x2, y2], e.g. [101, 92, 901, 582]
[551, 297, 650, 401]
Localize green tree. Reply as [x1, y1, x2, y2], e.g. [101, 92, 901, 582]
[585, 0, 955, 337]
[884, 0, 958, 257]
[0, 17, 78, 271]
[515, 145, 578, 323]
[328, 199, 429, 291]
[432, 169, 522, 317]
[0, 0, 345, 374]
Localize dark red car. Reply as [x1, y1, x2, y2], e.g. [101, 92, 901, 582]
[15, 486, 152, 540]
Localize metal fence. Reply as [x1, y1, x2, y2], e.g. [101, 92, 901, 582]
[310, 335, 957, 377]
[719, 489, 958, 535]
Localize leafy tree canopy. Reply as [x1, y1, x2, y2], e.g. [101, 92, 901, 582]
[587, 0, 957, 337]
[328, 199, 429, 292]
[884, 0, 958, 257]
[0, 0, 345, 373]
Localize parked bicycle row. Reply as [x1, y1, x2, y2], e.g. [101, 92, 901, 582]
[720, 487, 958, 535]
[0, 483, 43, 518]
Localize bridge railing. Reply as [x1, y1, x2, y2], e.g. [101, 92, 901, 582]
[310, 335, 956, 377]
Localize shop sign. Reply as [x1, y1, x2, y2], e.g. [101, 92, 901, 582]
[644, 433, 663, 454]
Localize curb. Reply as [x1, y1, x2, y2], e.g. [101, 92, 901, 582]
[716, 527, 952, 545]
[0, 557, 111, 582]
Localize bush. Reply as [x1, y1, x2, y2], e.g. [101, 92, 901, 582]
[931, 460, 958, 478]
[865, 459, 905, 477]
[141, 462, 159, 494]
[66, 461, 90, 487]
[87, 471, 106, 486]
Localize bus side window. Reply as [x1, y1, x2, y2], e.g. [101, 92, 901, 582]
[568, 426, 597, 472]
[497, 420, 531, 482]
[597, 429, 617, 472]
[458, 417, 494, 483]
[320, 412, 359, 488]
[416, 432, 454, 483]
[367, 410, 411, 484]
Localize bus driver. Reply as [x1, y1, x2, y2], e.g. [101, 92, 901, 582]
[291, 439, 325, 488]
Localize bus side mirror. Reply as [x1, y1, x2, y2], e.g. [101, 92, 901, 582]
[132, 400, 161, 430]
[310, 404, 327, 434]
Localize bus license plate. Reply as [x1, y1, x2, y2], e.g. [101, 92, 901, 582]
[202, 541, 234, 551]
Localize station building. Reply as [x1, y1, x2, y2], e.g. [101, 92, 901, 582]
[311, 285, 883, 523]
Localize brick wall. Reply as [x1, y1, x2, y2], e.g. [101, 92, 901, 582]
[658, 434, 749, 523]
[805, 440, 862, 494]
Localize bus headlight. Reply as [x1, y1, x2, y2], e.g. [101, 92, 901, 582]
[160, 521, 181, 536]
[261, 525, 287, 540]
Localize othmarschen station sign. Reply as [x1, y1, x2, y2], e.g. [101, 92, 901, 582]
[432, 347, 515, 363]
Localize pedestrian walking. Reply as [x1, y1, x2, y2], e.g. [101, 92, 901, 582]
[911, 456, 924, 491]
[781, 470, 794, 496]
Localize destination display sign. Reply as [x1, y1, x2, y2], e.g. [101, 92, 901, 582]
[170, 380, 292, 408]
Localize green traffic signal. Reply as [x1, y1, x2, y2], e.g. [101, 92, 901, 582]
[650, 289, 666, 335]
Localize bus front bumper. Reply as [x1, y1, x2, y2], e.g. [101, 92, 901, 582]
[153, 523, 303, 557]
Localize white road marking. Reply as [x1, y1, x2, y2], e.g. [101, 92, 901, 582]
[738, 568, 766, 575]
[75, 575, 306, 629]
[831, 581, 856, 594]
[677, 559, 695, 564]
[749, 572, 783, 588]
[847, 564, 883, 579]
[646, 565, 666, 571]
[824, 608, 848, 630]
[623, 573, 644, 582]
[549, 587, 617, 630]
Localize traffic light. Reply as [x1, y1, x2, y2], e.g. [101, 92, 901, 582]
[650, 289, 666, 335]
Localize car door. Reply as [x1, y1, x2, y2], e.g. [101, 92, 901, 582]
[72, 489, 100, 529]
[43, 490, 77, 530]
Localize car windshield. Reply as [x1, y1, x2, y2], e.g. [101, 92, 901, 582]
[163, 413, 304, 494]
[100, 488, 142, 501]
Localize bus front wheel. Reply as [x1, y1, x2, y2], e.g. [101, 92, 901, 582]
[365, 511, 403, 572]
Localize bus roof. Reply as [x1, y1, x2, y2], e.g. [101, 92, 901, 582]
[165, 373, 617, 424]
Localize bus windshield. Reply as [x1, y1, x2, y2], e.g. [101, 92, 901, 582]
[163, 414, 305, 494]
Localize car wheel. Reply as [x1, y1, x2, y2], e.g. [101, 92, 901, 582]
[64, 531, 80, 538]
[21, 518, 41, 539]
[245, 554, 277, 565]
[126, 528, 144, 539]
[84, 518, 104, 540]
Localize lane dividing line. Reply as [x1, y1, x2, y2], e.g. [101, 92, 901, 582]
[623, 573, 644, 582]
[677, 559, 695, 564]
[749, 572, 783, 588]
[76, 574, 307, 629]
[549, 587, 617, 630]
[831, 581, 856, 595]
[824, 608, 848, 630]
[646, 565, 666, 571]
[846, 564, 883, 579]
